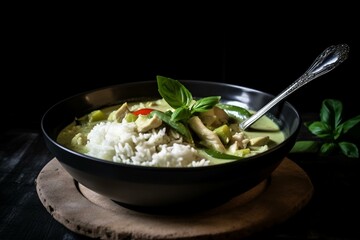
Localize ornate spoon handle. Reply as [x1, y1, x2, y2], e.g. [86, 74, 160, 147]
[240, 43, 350, 131]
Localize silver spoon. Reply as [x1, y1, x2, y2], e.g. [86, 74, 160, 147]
[239, 43, 350, 131]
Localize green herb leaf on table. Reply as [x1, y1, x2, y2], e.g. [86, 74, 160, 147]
[320, 98, 343, 129]
[319, 142, 337, 156]
[291, 141, 320, 153]
[291, 99, 360, 158]
[341, 115, 360, 134]
[338, 142, 359, 158]
[307, 121, 332, 138]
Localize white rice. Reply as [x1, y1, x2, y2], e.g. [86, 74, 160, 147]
[85, 120, 209, 167]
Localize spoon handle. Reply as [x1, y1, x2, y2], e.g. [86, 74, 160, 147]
[240, 43, 350, 131]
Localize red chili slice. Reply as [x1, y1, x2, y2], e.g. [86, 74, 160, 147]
[132, 108, 154, 116]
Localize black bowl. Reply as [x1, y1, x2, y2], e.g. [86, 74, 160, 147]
[41, 80, 301, 214]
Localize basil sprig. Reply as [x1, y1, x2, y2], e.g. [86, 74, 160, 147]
[157, 75, 193, 108]
[291, 99, 360, 158]
[157, 75, 221, 122]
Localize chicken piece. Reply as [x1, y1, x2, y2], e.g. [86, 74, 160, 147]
[135, 115, 162, 133]
[108, 103, 130, 122]
[231, 132, 250, 149]
[188, 116, 225, 152]
[71, 133, 87, 146]
[227, 142, 251, 156]
[199, 106, 229, 129]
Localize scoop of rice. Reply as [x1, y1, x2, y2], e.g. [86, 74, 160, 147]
[85, 120, 209, 167]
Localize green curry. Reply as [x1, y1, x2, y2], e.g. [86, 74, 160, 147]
[57, 76, 285, 166]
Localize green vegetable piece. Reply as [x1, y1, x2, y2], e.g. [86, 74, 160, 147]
[213, 124, 231, 144]
[125, 113, 138, 122]
[216, 103, 252, 122]
[88, 110, 106, 122]
[202, 148, 243, 160]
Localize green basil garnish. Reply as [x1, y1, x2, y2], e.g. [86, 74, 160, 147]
[156, 75, 221, 122]
[291, 99, 359, 158]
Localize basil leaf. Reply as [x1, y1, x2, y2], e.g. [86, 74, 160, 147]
[290, 140, 320, 153]
[340, 115, 360, 134]
[171, 106, 192, 122]
[320, 99, 343, 129]
[308, 121, 332, 138]
[338, 142, 359, 158]
[334, 124, 343, 140]
[319, 142, 336, 155]
[157, 75, 192, 108]
[191, 96, 221, 113]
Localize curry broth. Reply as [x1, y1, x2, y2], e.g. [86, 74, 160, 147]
[57, 99, 285, 164]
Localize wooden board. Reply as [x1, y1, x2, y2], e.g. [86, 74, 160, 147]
[36, 158, 313, 239]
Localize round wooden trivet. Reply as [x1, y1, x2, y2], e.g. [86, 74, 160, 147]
[36, 158, 313, 239]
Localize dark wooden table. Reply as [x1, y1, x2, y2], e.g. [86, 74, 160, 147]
[1, 113, 359, 240]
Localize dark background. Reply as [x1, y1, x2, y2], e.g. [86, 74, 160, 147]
[3, 7, 359, 130]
